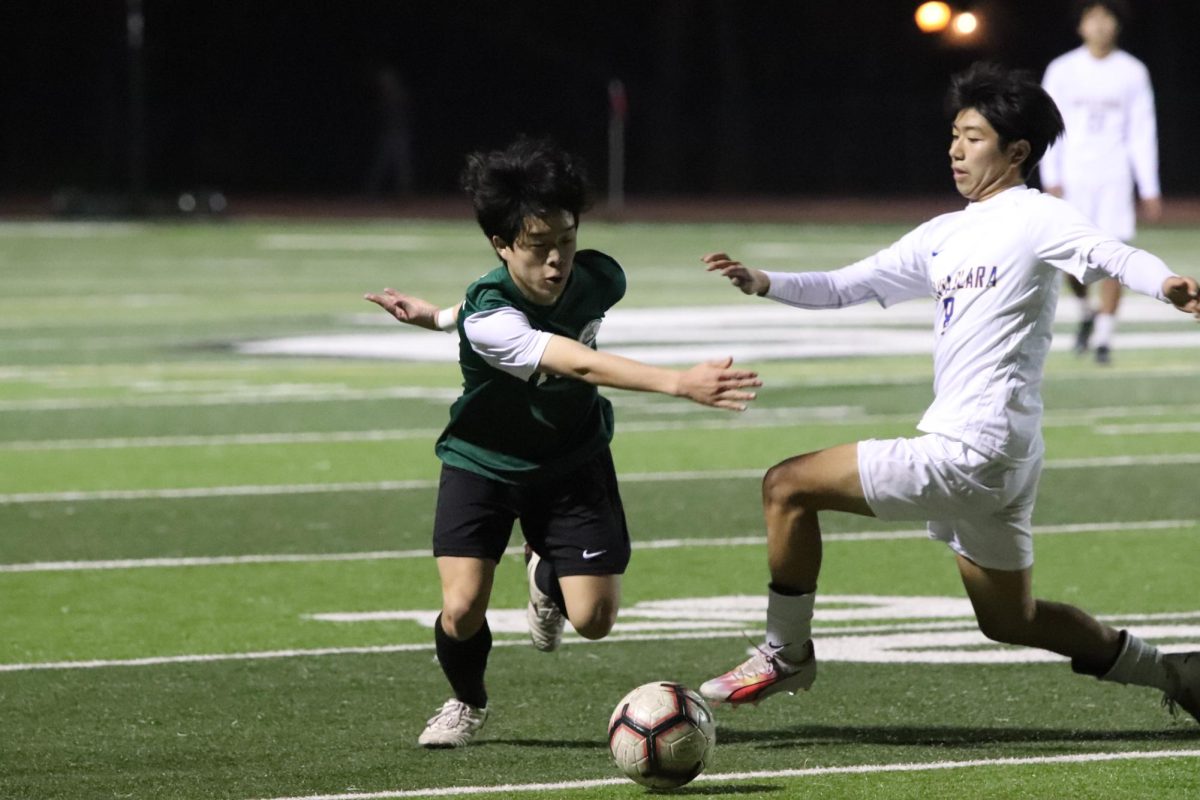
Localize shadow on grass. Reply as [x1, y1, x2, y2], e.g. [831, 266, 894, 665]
[650, 786, 779, 795]
[717, 723, 1200, 749]
[481, 738, 606, 749]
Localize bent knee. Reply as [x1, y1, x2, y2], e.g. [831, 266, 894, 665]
[569, 603, 619, 640]
[762, 455, 818, 509]
[975, 612, 1033, 646]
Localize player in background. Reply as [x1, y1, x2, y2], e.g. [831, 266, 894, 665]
[1040, 0, 1162, 364]
[699, 63, 1199, 724]
[366, 137, 761, 748]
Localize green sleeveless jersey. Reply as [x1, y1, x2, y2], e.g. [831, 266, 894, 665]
[435, 249, 626, 484]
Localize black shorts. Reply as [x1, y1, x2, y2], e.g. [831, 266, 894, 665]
[432, 448, 631, 577]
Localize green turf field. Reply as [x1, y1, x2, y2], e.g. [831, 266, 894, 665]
[2, 218, 1198, 799]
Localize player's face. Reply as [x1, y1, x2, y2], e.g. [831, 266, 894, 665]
[494, 209, 579, 305]
[948, 109, 1028, 203]
[1078, 6, 1119, 54]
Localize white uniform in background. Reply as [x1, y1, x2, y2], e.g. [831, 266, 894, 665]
[1040, 46, 1160, 242]
[762, 186, 1172, 569]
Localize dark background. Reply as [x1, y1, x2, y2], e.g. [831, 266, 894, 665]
[2, 0, 1197, 200]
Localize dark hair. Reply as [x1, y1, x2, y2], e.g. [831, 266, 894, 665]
[460, 137, 592, 245]
[945, 62, 1065, 179]
[1076, 0, 1129, 26]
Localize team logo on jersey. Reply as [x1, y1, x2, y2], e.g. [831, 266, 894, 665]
[579, 319, 603, 347]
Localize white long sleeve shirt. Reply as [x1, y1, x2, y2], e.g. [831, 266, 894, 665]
[763, 187, 1172, 463]
[1040, 47, 1160, 199]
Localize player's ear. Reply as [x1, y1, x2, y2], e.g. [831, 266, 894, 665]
[1008, 139, 1031, 169]
[491, 234, 511, 258]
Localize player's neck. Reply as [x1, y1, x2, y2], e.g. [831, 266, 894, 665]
[1084, 42, 1117, 59]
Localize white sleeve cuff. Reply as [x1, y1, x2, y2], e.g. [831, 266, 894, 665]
[435, 306, 458, 332]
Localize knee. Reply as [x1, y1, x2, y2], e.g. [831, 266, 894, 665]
[975, 608, 1033, 646]
[762, 456, 815, 512]
[570, 599, 619, 641]
[441, 597, 487, 640]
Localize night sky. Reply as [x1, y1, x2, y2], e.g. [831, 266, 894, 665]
[2, 1, 1197, 198]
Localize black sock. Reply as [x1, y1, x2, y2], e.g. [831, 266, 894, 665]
[534, 556, 568, 615]
[769, 581, 812, 597]
[434, 613, 491, 709]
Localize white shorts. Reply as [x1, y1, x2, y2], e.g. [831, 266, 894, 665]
[1064, 180, 1136, 242]
[857, 433, 1043, 571]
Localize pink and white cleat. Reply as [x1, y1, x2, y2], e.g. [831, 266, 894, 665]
[700, 642, 817, 706]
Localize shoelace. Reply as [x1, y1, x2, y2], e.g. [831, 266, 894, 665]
[427, 700, 470, 729]
[733, 635, 785, 677]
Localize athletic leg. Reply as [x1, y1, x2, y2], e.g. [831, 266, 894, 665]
[701, 442, 871, 704]
[420, 556, 495, 747]
[1066, 275, 1095, 354]
[955, 554, 1196, 721]
[523, 448, 631, 650]
[955, 554, 1120, 665]
[1093, 277, 1121, 364]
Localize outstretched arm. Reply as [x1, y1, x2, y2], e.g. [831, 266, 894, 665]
[538, 336, 761, 412]
[364, 288, 460, 331]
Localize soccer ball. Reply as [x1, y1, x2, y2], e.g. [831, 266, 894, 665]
[607, 681, 716, 789]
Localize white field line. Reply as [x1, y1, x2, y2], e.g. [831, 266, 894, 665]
[4, 453, 1199, 505]
[0, 386, 459, 412]
[8, 403, 1200, 451]
[6, 610, 1200, 675]
[1095, 422, 1200, 435]
[2, 520, 1193, 573]
[251, 750, 1200, 800]
[0, 480, 439, 504]
[0, 429, 445, 451]
[253, 750, 1200, 799]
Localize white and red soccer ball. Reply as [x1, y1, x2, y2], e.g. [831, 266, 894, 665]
[607, 681, 716, 789]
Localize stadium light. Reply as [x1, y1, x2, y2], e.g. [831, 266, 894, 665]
[914, 2, 952, 33]
[952, 11, 979, 35]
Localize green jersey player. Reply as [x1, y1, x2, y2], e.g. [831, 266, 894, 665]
[365, 137, 761, 748]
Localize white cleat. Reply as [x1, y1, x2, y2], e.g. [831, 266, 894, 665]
[1163, 651, 1200, 724]
[525, 548, 564, 652]
[418, 698, 489, 748]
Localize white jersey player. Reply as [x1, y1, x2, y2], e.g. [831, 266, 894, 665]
[1040, 0, 1162, 363]
[699, 63, 1200, 725]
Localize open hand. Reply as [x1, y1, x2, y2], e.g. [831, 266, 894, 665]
[702, 252, 771, 296]
[678, 356, 762, 411]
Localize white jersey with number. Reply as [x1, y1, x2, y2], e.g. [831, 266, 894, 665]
[762, 186, 1171, 463]
[1040, 47, 1159, 201]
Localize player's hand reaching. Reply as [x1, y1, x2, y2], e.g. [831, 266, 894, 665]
[702, 252, 771, 296]
[1163, 276, 1200, 319]
[364, 288, 443, 330]
[676, 356, 762, 412]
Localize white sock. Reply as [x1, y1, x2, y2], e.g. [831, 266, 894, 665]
[1093, 312, 1116, 348]
[1079, 296, 1094, 318]
[1100, 631, 1171, 692]
[765, 586, 815, 663]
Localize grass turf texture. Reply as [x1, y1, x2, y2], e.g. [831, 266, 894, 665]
[2, 218, 1199, 799]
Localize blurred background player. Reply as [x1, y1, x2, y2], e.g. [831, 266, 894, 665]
[364, 65, 416, 197]
[1040, 0, 1162, 364]
[365, 137, 760, 748]
[700, 63, 1199, 724]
